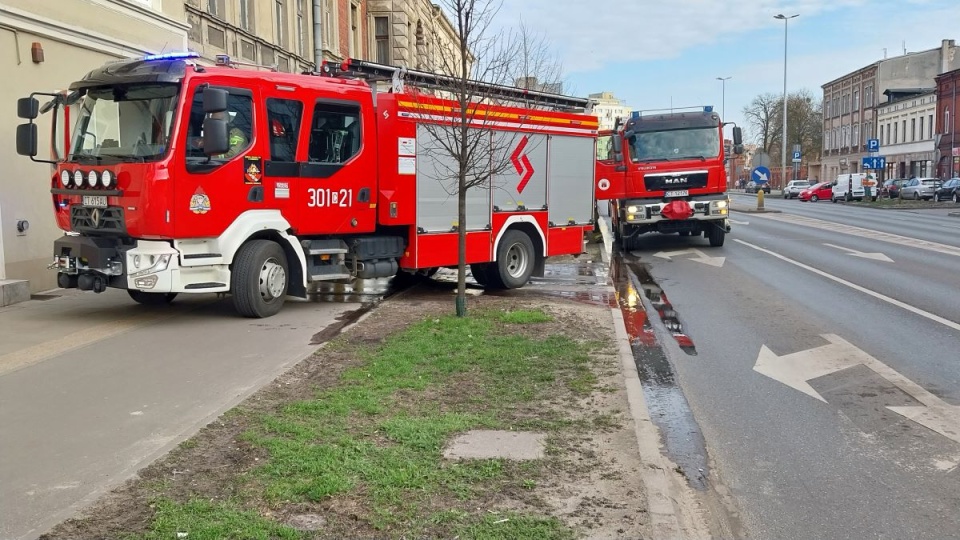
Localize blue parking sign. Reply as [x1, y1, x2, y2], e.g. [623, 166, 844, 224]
[867, 139, 880, 152]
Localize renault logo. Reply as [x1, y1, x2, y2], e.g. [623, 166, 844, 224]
[90, 208, 101, 228]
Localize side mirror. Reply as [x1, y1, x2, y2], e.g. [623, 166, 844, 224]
[201, 116, 229, 156]
[203, 88, 228, 114]
[16, 123, 38, 157]
[732, 126, 743, 145]
[611, 134, 622, 154]
[734, 144, 744, 155]
[17, 97, 39, 120]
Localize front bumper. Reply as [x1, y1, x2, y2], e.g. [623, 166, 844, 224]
[621, 195, 729, 225]
[52, 236, 228, 293]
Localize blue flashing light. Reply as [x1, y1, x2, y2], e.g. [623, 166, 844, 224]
[143, 51, 200, 61]
[704, 106, 714, 113]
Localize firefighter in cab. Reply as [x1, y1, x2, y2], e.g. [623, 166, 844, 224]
[211, 110, 248, 159]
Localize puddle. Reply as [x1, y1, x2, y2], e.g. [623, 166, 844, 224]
[308, 277, 394, 304]
[611, 253, 710, 490]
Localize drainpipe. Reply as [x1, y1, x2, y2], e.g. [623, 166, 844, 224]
[313, 0, 323, 68]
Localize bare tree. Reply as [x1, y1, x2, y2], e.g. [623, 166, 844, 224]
[413, 0, 570, 317]
[743, 93, 780, 155]
[745, 90, 823, 167]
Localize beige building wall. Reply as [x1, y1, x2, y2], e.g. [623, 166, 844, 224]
[0, 1, 188, 294]
[367, 0, 461, 72]
[588, 92, 633, 131]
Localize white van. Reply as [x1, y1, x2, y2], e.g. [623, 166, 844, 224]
[832, 173, 878, 202]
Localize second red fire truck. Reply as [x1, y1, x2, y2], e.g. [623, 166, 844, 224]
[595, 107, 743, 250]
[16, 53, 598, 317]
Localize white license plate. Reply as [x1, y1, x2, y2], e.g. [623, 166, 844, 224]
[664, 190, 689, 198]
[82, 195, 108, 208]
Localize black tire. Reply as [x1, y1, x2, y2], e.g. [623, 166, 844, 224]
[707, 225, 725, 247]
[783, 193, 789, 199]
[470, 263, 489, 286]
[914, 192, 920, 201]
[954, 193, 959, 204]
[491, 230, 535, 289]
[679, 231, 691, 237]
[128, 290, 177, 305]
[812, 195, 819, 202]
[231, 240, 288, 318]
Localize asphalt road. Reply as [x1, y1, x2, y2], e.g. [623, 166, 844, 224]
[0, 288, 374, 540]
[623, 195, 960, 539]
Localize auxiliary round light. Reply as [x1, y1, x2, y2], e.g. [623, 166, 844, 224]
[87, 170, 99, 188]
[73, 170, 84, 187]
[60, 170, 70, 187]
[101, 170, 114, 188]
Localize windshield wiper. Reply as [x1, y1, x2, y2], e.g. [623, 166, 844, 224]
[70, 154, 103, 164]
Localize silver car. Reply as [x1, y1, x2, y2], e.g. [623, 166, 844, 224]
[899, 177, 940, 200]
[783, 180, 812, 199]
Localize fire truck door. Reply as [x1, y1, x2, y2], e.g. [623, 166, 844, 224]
[297, 99, 376, 235]
[262, 97, 304, 225]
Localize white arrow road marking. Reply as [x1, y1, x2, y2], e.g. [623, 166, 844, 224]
[754, 334, 960, 445]
[823, 243, 894, 262]
[735, 239, 960, 333]
[652, 248, 725, 267]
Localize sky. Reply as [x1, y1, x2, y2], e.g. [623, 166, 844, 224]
[493, 0, 960, 142]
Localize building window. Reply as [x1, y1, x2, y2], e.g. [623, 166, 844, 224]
[207, 0, 224, 18]
[920, 116, 924, 140]
[901, 120, 906, 142]
[853, 123, 860, 147]
[239, 0, 254, 32]
[929, 114, 934, 138]
[865, 85, 874, 107]
[275, 0, 286, 49]
[893, 122, 898, 144]
[297, 0, 306, 56]
[375, 16, 390, 64]
[911, 118, 916, 142]
[853, 89, 860, 111]
[323, 0, 337, 53]
[350, 3, 361, 58]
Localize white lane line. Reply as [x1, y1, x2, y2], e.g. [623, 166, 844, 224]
[751, 213, 960, 257]
[734, 239, 960, 333]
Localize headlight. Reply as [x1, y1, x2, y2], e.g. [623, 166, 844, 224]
[627, 205, 638, 213]
[87, 170, 99, 187]
[716, 200, 728, 209]
[73, 170, 84, 187]
[60, 170, 70, 187]
[100, 170, 113, 188]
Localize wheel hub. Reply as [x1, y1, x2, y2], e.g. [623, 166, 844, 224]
[506, 244, 528, 278]
[259, 258, 286, 300]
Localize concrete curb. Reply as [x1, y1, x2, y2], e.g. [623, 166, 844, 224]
[595, 213, 708, 538]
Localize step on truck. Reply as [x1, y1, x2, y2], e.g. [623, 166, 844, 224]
[15, 52, 598, 317]
[594, 106, 743, 249]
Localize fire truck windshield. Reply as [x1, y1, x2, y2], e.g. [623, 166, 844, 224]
[68, 83, 180, 163]
[628, 127, 720, 163]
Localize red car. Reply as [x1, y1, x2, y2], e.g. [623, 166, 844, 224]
[798, 182, 833, 202]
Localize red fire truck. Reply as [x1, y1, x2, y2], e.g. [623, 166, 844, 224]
[594, 107, 743, 250]
[15, 52, 598, 317]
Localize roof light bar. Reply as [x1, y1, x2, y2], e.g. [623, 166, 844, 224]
[143, 51, 200, 61]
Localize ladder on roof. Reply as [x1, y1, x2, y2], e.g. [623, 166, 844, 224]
[320, 58, 591, 111]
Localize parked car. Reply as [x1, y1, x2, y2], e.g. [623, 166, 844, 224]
[798, 182, 833, 202]
[899, 177, 940, 200]
[880, 178, 905, 199]
[783, 180, 812, 199]
[745, 181, 771, 194]
[933, 178, 960, 203]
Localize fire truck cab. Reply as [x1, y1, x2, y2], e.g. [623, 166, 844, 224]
[16, 53, 598, 317]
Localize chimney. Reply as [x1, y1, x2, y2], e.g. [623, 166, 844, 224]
[942, 39, 956, 74]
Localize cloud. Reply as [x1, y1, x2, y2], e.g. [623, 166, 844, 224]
[499, 0, 869, 72]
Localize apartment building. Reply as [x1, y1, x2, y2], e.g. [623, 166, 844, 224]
[367, 0, 461, 71]
[936, 68, 960, 178]
[876, 89, 937, 179]
[588, 92, 633, 131]
[821, 39, 960, 182]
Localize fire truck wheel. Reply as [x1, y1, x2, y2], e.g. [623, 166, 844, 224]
[492, 230, 535, 289]
[231, 240, 288, 318]
[127, 290, 177, 305]
[470, 263, 490, 286]
[707, 225, 725, 247]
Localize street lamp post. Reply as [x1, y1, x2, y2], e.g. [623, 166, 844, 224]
[716, 76, 731, 121]
[775, 13, 798, 188]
